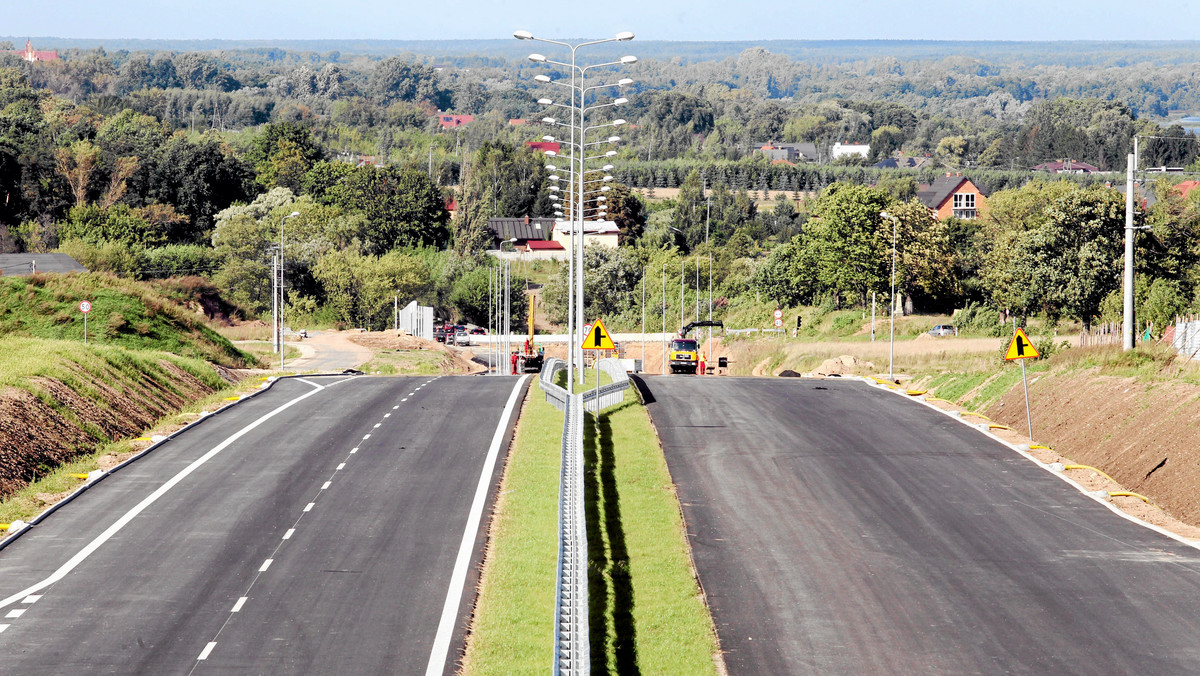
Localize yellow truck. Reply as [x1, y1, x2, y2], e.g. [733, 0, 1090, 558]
[668, 321, 722, 374]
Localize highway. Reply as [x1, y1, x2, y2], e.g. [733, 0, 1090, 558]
[0, 374, 527, 675]
[641, 376, 1200, 674]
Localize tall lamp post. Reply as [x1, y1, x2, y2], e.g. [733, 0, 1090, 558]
[881, 211, 899, 381]
[278, 210, 300, 371]
[517, 29, 635, 387]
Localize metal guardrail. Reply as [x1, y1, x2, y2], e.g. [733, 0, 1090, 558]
[582, 358, 630, 413]
[554, 392, 588, 675]
[542, 357, 569, 411]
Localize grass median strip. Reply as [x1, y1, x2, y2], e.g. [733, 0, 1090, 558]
[463, 381, 719, 674]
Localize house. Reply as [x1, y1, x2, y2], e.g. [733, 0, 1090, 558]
[552, 220, 620, 249]
[0, 253, 86, 276]
[525, 141, 561, 155]
[872, 156, 933, 170]
[7, 40, 58, 63]
[509, 119, 527, 126]
[486, 216, 557, 247]
[917, 173, 989, 220]
[755, 142, 818, 163]
[1177, 180, 1200, 199]
[832, 142, 870, 160]
[1033, 160, 1100, 174]
[437, 114, 474, 129]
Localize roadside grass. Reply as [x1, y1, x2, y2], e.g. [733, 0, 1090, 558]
[0, 364, 266, 527]
[0, 272, 254, 367]
[586, 387, 719, 674]
[359, 349, 456, 375]
[462, 382, 560, 674]
[234, 340, 302, 368]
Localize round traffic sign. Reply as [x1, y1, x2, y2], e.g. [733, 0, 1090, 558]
[79, 301, 92, 314]
[773, 309, 783, 319]
[774, 318, 783, 327]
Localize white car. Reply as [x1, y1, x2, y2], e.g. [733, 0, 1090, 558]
[929, 324, 957, 337]
[454, 332, 472, 346]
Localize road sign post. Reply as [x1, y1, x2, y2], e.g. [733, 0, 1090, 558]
[1005, 328, 1040, 440]
[79, 301, 91, 345]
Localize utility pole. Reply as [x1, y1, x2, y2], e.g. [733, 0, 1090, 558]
[1123, 152, 1136, 351]
[662, 264, 666, 374]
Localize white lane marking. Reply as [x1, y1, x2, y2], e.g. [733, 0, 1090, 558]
[350, 448, 359, 454]
[5, 609, 24, 618]
[408, 392, 416, 397]
[336, 463, 346, 470]
[374, 423, 381, 429]
[425, 375, 530, 676]
[363, 434, 371, 440]
[197, 642, 217, 660]
[258, 559, 273, 572]
[283, 528, 295, 540]
[21, 595, 40, 604]
[384, 413, 391, 418]
[393, 405, 399, 410]
[0, 380, 329, 611]
[321, 482, 331, 490]
[0, 624, 8, 633]
[231, 597, 247, 613]
[401, 398, 408, 402]
[304, 503, 315, 512]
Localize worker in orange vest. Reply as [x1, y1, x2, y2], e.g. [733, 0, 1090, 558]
[510, 351, 519, 375]
[698, 353, 706, 376]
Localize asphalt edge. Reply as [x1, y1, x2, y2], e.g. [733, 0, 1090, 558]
[0, 371, 349, 552]
[855, 375, 1200, 551]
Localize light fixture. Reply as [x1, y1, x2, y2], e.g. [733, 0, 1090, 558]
[607, 136, 620, 143]
[604, 150, 617, 157]
[620, 55, 637, 64]
[618, 78, 633, 86]
[612, 119, 626, 126]
[602, 164, 614, 171]
[545, 164, 557, 171]
[544, 150, 557, 156]
[529, 54, 546, 62]
[538, 98, 553, 106]
[514, 30, 534, 40]
[534, 74, 551, 83]
[541, 117, 556, 124]
[613, 98, 628, 105]
[616, 31, 634, 41]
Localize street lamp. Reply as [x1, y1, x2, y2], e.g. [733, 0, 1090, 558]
[520, 29, 636, 386]
[881, 211, 899, 382]
[278, 210, 301, 371]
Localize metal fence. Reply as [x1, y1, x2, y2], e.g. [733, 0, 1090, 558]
[541, 358, 569, 411]
[1173, 316, 1200, 359]
[582, 358, 630, 413]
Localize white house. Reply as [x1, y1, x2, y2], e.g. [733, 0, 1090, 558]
[831, 142, 870, 160]
[552, 220, 620, 249]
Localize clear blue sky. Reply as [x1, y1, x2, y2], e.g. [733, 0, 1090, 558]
[6, 0, 1198, 42]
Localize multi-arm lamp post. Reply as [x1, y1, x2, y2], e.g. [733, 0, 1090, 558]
[515, 29, 635, 388]
[278, 210, 300, 371]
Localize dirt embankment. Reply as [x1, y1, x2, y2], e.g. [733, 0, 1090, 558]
[984, 369, 1200, 529]
[347, 332, 486, 374]
[0, 362, 225, 499]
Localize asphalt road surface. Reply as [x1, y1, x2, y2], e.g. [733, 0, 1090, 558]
[0, 374, 527, 675]
[641, 376, 1200, 675]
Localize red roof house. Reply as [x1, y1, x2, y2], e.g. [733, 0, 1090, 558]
[526, 141, 561, 155]
[8, 40, 58, 62]
[437, 114, 474, 129]
[917, 173, 989, 220]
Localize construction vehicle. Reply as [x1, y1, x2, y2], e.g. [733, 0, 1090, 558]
[669, 320, 723, 374]
[518, 292, 544, 373]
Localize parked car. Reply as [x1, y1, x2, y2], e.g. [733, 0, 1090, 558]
[929, 324, 957, 337]
[454, 331, 472, 346]
[470, 327, 486, 335]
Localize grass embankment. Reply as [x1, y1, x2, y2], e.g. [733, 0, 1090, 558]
[0, 272, 255, 367]
[464, 383, 718, 674]
[0, 335, 253, 525]
[360, 349, 462, 375]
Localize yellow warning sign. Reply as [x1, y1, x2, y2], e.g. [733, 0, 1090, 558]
[583, 318, 616, 350]
[1005, 328, 1040, 360]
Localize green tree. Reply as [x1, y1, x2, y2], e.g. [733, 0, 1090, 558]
[326, 165, 450, 252]
[808, 182, 896, 307]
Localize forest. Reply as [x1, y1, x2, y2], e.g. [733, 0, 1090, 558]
[1, 37, 1199, 332]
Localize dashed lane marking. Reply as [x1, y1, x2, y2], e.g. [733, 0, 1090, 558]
[0, 625, 8, 633]
[197, 642, 217, 660]
[336, 463, 345, 470]
[21, 595, 39, 604]
[5, 609, 24, 619]
[304, 503, 314, 512]
[321, 482, 331, 490]
[363, 434, 371, 440]
[258, 559, 273, 572]
[231, 597, 247, 613]
[350, 448, 359, 454]
[283, 529, 295, 540]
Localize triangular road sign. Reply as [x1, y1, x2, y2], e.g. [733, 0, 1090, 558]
[1005, 327, 1039, 360]
[583, 318, 616, 350]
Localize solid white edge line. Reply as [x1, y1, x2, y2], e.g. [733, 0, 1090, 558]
[231, 597, 247, 613]
[0, 380, 329, 610]
[197, 641, 217, 660]
[863, 377, 1200, 551]
[424, 375, 530, 676]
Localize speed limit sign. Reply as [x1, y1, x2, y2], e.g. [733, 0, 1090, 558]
[773, 309, 783, 319]
[79, 301, 92, 314]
